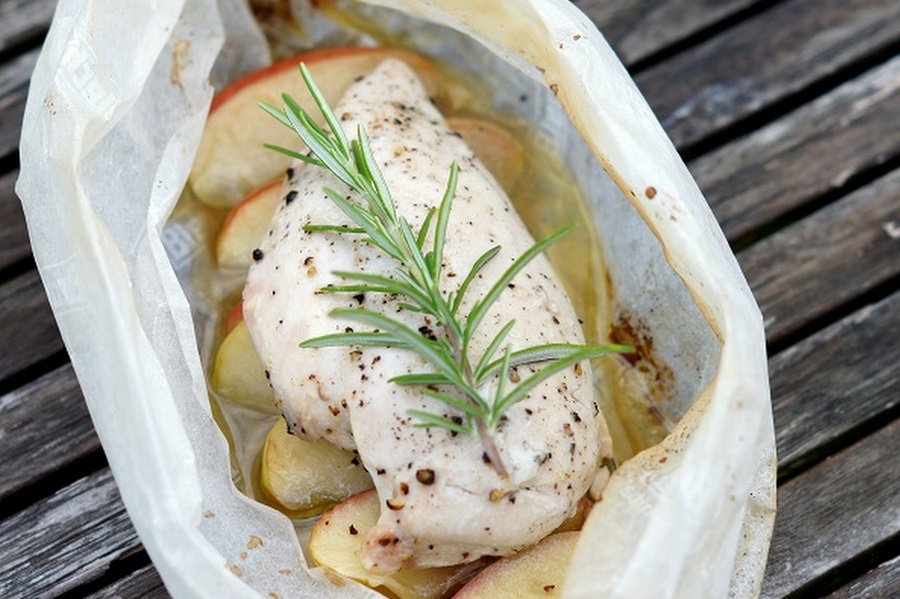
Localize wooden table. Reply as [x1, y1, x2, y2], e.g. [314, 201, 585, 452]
[1, 1, 898, 597]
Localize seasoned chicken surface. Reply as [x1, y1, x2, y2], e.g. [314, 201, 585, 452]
[243, 59, 611, 573]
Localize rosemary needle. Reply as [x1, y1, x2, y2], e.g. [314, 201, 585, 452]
[260, 63, 632, 477]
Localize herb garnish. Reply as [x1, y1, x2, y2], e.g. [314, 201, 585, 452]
[260, 63, 631, 477]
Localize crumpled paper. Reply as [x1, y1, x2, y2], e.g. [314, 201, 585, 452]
[16, 1, 776, 598]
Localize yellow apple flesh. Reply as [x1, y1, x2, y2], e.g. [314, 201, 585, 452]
[260, 418, 374, 518]
[211, 319, 278, 413]
[450, 532, 579, 599]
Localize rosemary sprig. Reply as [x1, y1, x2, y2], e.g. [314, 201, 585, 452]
[260, 63, 632, 477]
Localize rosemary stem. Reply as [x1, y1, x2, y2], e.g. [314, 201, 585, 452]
[444, 320, 509, 477]
[475, 416, 508, 479]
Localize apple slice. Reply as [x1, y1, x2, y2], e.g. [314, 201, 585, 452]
[260, 418, 373, 518]
[224, 300, 244, 335]
[553, 496, 592, 534]
[309, 490, 483, 599]
[190, 47, 471, 208]
[451, 532, 579, 599]
[447, 117, 524, 193]
[211, 319, 278, 413]
[216, 180, 283, 269]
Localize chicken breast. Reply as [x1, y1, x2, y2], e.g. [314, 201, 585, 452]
[243, 59, 611, 573]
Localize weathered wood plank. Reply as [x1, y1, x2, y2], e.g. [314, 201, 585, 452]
[0, 364, 99, 501]
[0, 269, 65, 382]
[738, 168, 900, 345]
[825, 554, 900, 599]
[762, 418, 900, 599]
[85, 565, 169, 599]
[762, 421, 900, 598]
[0, 0, 56, 53]
[770, 291, 900, 480]
[690, 53, 900, 240]
[572, 0, 760, 66]
[0, 47, 39, 159]
[0, 468, 141, 599]
[636, 0, 900, 149]
[0, 169, 30, 271]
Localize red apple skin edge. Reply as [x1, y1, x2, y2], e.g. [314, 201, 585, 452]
[218, 178, 282, 237]
[210, 47, 425, 113]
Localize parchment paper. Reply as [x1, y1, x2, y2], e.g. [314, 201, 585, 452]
[16, 1, 775, 598]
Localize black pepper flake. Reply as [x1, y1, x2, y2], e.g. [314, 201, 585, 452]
[252, 248, 264, 262]
[482, 452, 492, 465]
[353, 293, 365, 304]
[378, 537, 392, 547]
[286, 167, 295, 180]
[350, 456, 360, 466]
[284, 190, 298, 205]
[376, 468, 386, 475]
[349, 524, 358, 535]
[571, 411, 582, 423]
[416, 469, 435, 485]
[399, 483, 409, 495]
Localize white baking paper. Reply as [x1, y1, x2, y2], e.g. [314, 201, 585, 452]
[16, 1, 775, 598]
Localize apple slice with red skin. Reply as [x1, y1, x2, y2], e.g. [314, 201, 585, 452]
[309, 489, 488, 599]
[216, 179, 283, 269]
[190, 47, 470, 208]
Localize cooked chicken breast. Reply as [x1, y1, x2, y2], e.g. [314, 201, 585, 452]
[243, 59, 611, 573]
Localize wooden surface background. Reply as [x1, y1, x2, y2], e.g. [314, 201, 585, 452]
[0, 0, 898, 597]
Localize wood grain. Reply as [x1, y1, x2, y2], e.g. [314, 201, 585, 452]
[0, 364, 99, 500]
[0, 169, 30, 271]
[0, 269, 64, 381]
[636, 0, 900, 149]
[85, 565, 169, 599]
[738, 168, 900, 345]
[762, 418, 900, 599]
[0, 468, 141, 599]
[572, 0, 759, 66]
[0, 0, 56, 53]
[825, 554, 900, 599]
[0, 47, 39, 159]
[690, 53, 900, 240]
[769, 291, 900, 480]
